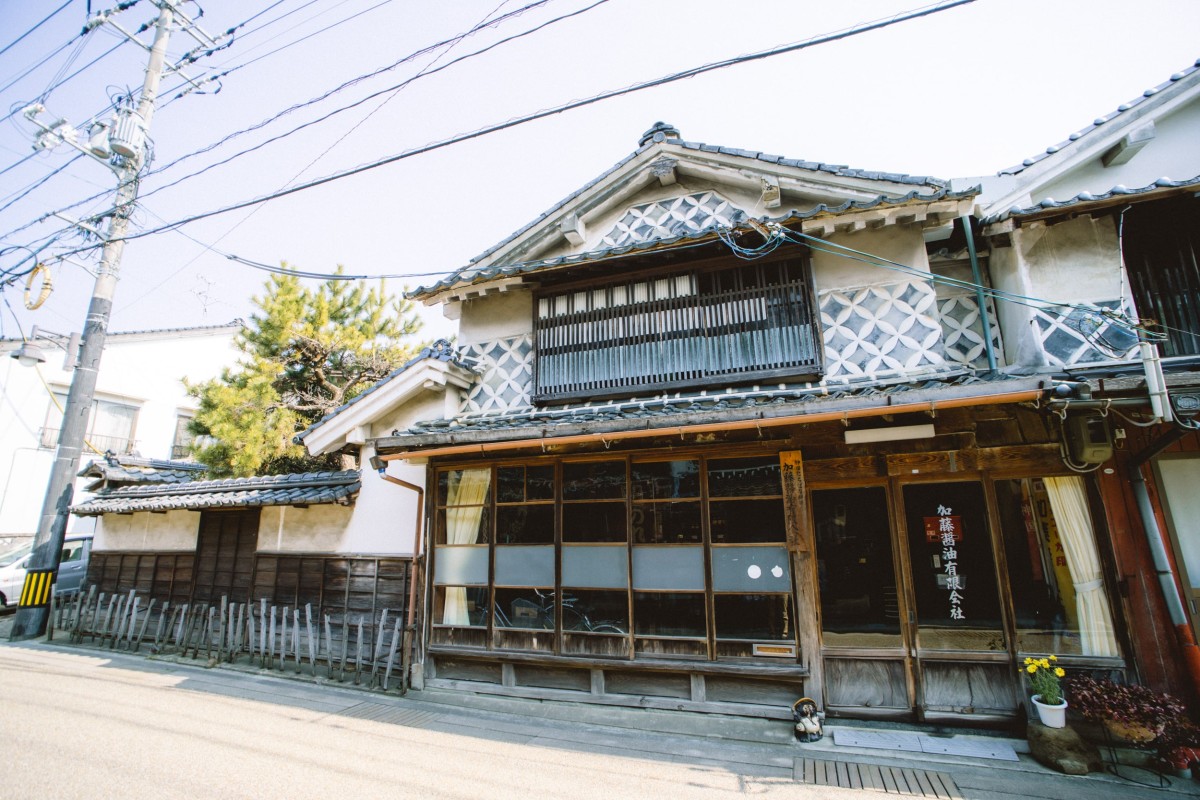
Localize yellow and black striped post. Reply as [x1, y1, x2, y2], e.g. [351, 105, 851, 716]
[18, 569, 55, 608]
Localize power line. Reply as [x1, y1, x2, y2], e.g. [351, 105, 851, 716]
[153, 0, 554, 173]
[0, 0, 75, 60]
[99, 0, 978, 245]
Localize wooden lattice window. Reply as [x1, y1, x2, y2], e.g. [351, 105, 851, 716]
[533, 257, 821, 403]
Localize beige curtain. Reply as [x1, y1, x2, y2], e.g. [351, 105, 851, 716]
[441, 468, 491, 626]
[1044, 476, 1120, 656]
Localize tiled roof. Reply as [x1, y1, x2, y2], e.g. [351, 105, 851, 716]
[381, 370, 1040, 451]
[293, 339, 473, 444]
[71, 470, 360, 516]
[409, 186, 977, 301]
[77, 455, 207, 488]
[408, 123, 952, 302]
[1, 321, 242, 345]
[998, 58, 1200, 176]
[980, 174, 1200, 225]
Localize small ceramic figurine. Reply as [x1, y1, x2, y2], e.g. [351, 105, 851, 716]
[792, 697, 823, 742]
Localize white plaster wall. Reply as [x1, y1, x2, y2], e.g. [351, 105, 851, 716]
[458, 289, 533, 346]
[1015, 217, 1124, 303]
[0, 326, 239, 536]
[1039, 99, 1200, 202]
[338, 445, 424, 555]
[374, 392, 452, 440]
[811, 225, 931, 291]
[257, 504, 353, 553]
[93, 510, 200, 552]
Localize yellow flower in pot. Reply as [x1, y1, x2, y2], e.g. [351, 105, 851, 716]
[1024, 655, 1067, 728]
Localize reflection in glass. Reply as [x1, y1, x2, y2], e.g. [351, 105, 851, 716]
[434, 586, 488, 626]
[631, 460, 699, 500]
[632, 501, 702, 543]
[494, 588, 555, 629]
[562, 589, 628, 633]
[709, 498, 785, 543]
[496, 504, 554, 544]
[903, 481, 1005, 651]
[563, 501, 627, 542]
[436, 506, 491, 546]
[715, 594, 794, 641]
[497, 465, 554, 503]
[707, 456, 781, 497]
[563, 461, 626, 500]
[633, 592, 706, 637]
[813, 487, 900, 645]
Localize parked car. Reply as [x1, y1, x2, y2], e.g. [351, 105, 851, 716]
[0, 535, 92, 607]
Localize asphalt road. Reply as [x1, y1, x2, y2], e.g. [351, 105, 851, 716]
[0, 641, 832, 800]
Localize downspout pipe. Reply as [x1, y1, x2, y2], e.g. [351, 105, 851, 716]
[1128, 429, 1200, 699]
[961, 214, 997, 374]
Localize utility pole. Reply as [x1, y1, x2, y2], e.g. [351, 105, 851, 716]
[11, 3, 177, 640]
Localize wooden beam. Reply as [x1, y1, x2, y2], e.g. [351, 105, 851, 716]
[780, 449, 823, 710]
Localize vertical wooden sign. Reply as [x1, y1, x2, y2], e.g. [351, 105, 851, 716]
[779, 449, 822, 707]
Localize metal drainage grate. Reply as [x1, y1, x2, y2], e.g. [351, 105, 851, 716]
[337, 703, 443, 728]
[796, 758, 963, 798]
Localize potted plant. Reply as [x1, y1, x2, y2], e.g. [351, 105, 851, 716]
[1024, 655, 1067, 728]
[1155, 716, 1200, 777]
[1065, 676, 1187, 745]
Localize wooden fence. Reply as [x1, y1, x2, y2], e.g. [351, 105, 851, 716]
[52, 585, 416, 692]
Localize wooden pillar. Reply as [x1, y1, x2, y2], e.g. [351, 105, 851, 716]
[780, 450, 822, 707]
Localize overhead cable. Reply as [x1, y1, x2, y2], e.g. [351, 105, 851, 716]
[0, 0, 75, 60]
[104, 0, 976, 242]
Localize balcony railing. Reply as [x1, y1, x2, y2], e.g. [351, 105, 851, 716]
[534, 259, 821, 403]
[39, 428, 136, 455]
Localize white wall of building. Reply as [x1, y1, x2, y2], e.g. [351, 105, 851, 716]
[0, 324, 240, 537]
[94, 510, 202, 551]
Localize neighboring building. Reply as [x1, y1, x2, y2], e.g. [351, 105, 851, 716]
[0, 322, 241, 549]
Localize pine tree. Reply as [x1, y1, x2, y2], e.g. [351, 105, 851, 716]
[188, 266, 423, 477]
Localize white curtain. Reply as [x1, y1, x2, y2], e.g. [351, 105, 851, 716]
[1044, 476, 1120, 656]
[441, 468, 491, 626]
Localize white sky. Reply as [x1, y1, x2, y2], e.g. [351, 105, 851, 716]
[1, 0, 1198, 344]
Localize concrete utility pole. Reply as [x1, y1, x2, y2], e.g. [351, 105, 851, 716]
[10, 4, 176, 640]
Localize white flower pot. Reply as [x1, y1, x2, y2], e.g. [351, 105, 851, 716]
[1032, 694, 1067, 728]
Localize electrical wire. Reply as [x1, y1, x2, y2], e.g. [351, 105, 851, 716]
[85, 0, 977, 246]
[0, 0, 75, 60]
[0, 154, 86, 216]
[152, 0, 555, 172]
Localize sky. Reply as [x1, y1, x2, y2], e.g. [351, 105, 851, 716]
[0, 0, 1198, 347]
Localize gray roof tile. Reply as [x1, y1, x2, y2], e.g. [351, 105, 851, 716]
[71, 470, 360, 516]
[998, 58, 1200, 176]
[980, 174, 1200, 225]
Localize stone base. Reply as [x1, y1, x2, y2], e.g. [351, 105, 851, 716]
[1027, 720, 1104, 775]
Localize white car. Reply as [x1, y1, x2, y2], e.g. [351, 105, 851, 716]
[0, 535, 92, 607]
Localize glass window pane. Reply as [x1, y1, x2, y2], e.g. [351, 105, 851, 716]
[434, 586, 488, 627]
[813, 487, 901, 644]
[715, 594, 794, 641]
[903, 481, 1004, 651]
[438, 468, 492, 507]
[496, 504, 554, 544]
[494, 545, 555, 586]
[707, 456, 781, 497]
[563, 461, 626, 500]
[562, 589, 628, 633]
[632, 546, 705, 590]
[711, 546, 790, 592]
[563, 501, 627, 542]
[632, 501, 702, 544]
[709, 498, 785, 543]
[497, 465, 555, 503]
[631, 460, 699, 500]
[436, 506, 491, 545]
[996, 478, 1094, 656]
[433, 546, 489, 586]
[494, 588, 555, 630]
[633, 592, 706, 638]
[562, 545, 628, 588]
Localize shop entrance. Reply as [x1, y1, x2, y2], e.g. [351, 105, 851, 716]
[811, 473, 1121, 722]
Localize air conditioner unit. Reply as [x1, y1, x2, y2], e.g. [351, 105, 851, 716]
[1065, 412, 1113, 464]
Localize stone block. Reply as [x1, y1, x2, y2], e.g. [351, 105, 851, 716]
[1027, 720, 1104, 775]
